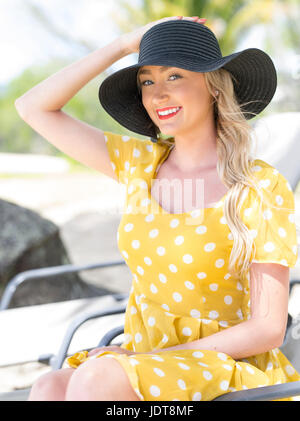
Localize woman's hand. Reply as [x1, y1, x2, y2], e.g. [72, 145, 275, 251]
[88, 345, 137, 357]
[121, 16, 207, 55]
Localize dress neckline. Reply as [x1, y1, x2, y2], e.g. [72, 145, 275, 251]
[148, 143, 229, 216]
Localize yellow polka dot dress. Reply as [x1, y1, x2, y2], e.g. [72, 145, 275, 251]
[68, 132, 300, 401]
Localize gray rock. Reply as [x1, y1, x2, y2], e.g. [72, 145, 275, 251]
[0, 199, 111, 308]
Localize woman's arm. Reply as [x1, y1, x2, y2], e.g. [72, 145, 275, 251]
[145, 262, 290, 360]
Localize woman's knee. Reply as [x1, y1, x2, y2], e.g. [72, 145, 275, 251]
[65, 357, 134, 401]
[28, 368, 75, 401]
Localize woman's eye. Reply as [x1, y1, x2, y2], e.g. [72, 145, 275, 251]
[141, 74, 182, 86]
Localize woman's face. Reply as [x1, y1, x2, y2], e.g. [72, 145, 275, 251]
[137, 65, 214, 137]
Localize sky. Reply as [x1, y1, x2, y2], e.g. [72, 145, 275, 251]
[0, 0, 299, 87]
[0, 0, 140, 85]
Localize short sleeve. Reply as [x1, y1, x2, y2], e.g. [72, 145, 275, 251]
[103, 131, 141, 184]
[240, 161, 299, 268]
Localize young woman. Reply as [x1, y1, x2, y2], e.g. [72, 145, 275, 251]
[15, 16, 299, 401]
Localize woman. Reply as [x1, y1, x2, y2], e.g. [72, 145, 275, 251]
[15, 16, 299, 401]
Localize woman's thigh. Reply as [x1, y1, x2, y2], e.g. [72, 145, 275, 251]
[28, 367, 75, 401]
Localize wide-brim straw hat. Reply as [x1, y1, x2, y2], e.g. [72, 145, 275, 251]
[99, 20, 277, 141]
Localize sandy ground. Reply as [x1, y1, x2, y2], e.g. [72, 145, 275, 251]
[1, 170, 300, 395]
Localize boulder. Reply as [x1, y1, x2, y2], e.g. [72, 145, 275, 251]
[0, 199, 111, 309]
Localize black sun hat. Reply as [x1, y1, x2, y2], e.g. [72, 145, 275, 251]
[99, 19, 277, 142]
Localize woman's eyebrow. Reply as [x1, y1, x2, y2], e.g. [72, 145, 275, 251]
[138, 66, 174, 76]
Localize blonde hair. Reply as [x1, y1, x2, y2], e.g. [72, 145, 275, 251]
[137, 68, 299, 282]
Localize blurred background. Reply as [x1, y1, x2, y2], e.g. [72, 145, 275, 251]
[0, 0, 300, 395]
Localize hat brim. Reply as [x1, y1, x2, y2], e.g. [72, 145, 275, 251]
[99, 47, 277, 138]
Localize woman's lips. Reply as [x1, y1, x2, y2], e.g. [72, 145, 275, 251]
[157, 107, 182, 120]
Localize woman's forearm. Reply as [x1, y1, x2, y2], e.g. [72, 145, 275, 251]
[146, 319, 281, 360]
[15, 36, 130, 115]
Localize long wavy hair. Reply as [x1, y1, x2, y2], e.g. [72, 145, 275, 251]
[137, 68, 299, 283]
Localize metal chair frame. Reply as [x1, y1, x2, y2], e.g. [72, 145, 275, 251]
[1, 262, 300, 401]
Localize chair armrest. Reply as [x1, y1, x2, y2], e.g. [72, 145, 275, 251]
[50, 298, 128, 371]
[0, 260, 126, 310]
[213, 381, 300, 401]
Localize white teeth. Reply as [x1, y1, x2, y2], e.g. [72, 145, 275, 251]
[158, 107, 180, 116]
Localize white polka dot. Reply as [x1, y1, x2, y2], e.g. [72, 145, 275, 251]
[183, 254, 193, 264]
[204, 243, 216, 252]
[252, 165, 262, 172]
[192, 392, 202, 401]
[178, 363, 190, 370]
[217, 353, 227, 361]
[209, 283, 218, 291]
[222, 364, 233, 371]
[263, 209, 272, 220]
[209, 310, 219, 320]
[130, 306, 137, 314]
[153, 367, 165, 377]
[135, 333, 142, 343]
[190, 309, 201, 318]
[114, 148, 120, 157]
[190, 209, 201, 218]
[144, 164, 153, 173]
[203, 371, 213, 380]
[278, 227, 287, 237]
[121, 250, 128, 259]
[197, 272, 207, 279]
[220, 380, 229, 391]
[246, 365, 255, 374]
[237, 282, 243, 291]
[144, 257, 152, 265]
[285, 365, 295, 376]
[266, 362, 273, 370]
[219, 321, 228, 328]
[169, 264, 178, 273]
[276, 195, 283, 205]
[198, 362, 209, 367]
[224, 295, 232, 305]
[151, 356, 164, 362]
[182, 327, 192, 336]
[156, 246, 166, 256]
[175, 236, 184, 245]
[244, 208, 252, 217]
[137, 266, 144, 275]
[132, 240, 140, 249]
[161, 303, 169, 311]
[145, 214, 154, 222]
[141, 303, 148, 311]
[178, 379, 186, 390]
[215, 259, 225, 268]
[185, 281, 195, 290]
[148, 317, 156, 326]
[129, 358, 139, 366]
[122, 135, 130, 142]
[289, 213, 295, 223]
[259, 179, 271, 189]
[264, 242, 275, 252]
[170, 219, 179, 228]
[149, 385, 160, 397]
[236, 309, 243, 320]
[195, 225, 207, 234]
[249, 229, 258, 239]
[159, 273, 167, 283]
[192, 351, 204, 358]
[162, 334, 169, 343]
[146, 144, 153, 152]
[133, 147, 141, 157]
[173, 292, 182, 302]
[149, 229, 159, 238]
[124, 161, 130, 171]
[124, 223, 134, 232]
[141, 198, 151, 207]
[150, 284, 158, 294]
